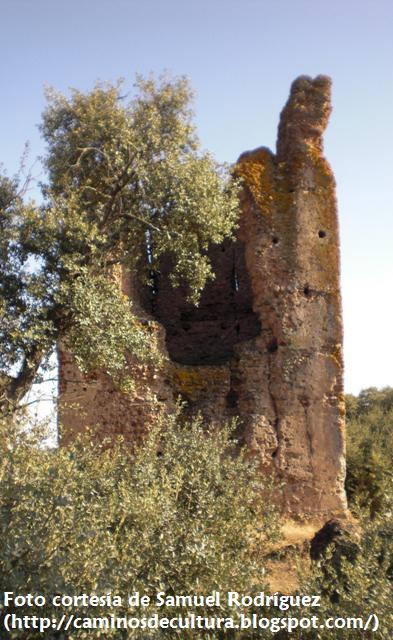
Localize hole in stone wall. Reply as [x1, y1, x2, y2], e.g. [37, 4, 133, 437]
[226, 389, 238, 408]
[318, 230, 326, 238]
[145, 240, 261, 365]
[231, 266, 240, 292]
[304, 285, 310, 297]
[267, 337, 278, 353]
[272, 236, 279, 244]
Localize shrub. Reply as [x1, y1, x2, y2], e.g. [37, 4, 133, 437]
[0, 410, 279, 638]
[281, 501, 393, 640]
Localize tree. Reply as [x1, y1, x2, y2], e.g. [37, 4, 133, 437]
[0, 76, 240, 414]
[345, 388, 393, 517]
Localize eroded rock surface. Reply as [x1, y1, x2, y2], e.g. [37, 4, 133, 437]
[59, 76, 347, 518]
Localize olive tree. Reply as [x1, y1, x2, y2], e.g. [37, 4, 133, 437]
[0, 76, 240, 414]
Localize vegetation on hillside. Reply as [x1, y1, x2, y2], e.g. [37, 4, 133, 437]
[0, 389, 391, 638]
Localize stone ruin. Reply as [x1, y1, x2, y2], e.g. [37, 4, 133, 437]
[59, 75, 347, 519]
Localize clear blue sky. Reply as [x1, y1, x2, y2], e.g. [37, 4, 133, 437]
[2, 0, 392, 394]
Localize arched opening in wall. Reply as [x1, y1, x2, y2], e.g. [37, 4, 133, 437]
[145, 239, 261, 365]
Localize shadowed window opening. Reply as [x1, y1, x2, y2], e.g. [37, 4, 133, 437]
[318, 230, 326, 238]
[146, 239, 261, 365]
[272, 236, 279, 244]
[304, 285, 311, 297]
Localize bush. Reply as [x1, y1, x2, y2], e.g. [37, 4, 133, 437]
[0, 410, 279, 638]
[279, 501, 393, 640]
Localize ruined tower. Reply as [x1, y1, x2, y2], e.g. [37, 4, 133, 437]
[59, 75, 347, 518]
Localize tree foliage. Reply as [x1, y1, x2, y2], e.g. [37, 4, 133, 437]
[345, 387, 393, 516]
[0, 76, 240, 412]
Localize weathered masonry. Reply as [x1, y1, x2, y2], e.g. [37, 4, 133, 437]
[59, 76, 347, 518]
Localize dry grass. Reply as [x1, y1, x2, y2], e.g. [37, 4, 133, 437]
[265, 519, 324, 592]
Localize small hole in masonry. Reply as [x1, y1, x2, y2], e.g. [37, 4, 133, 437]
[226, 389, 238, 409]
[267, 337, 278, 353]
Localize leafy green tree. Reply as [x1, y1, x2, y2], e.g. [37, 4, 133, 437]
[345, 388, 393, 516]
[0, 76, 240, 414]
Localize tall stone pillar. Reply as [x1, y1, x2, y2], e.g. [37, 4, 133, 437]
[235, 75, 346, 514]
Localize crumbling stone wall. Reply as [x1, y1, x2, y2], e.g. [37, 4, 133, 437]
[59, 75, 347, 518]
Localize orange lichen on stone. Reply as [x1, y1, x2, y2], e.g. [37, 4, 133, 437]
[171, 364, 228, 403]
[232, 75, 346, 517]
[235, 147, 276, 214]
